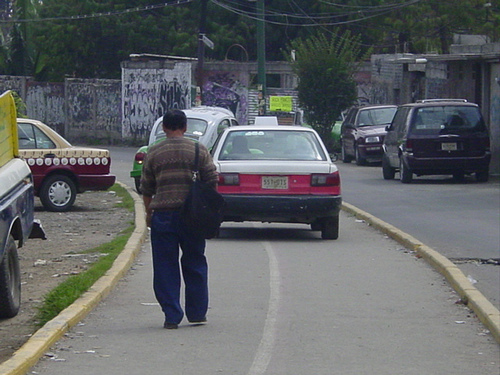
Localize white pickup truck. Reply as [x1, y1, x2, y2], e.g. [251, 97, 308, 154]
[0, 91, 45, 319]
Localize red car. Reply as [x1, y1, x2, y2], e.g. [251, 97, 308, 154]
[17, 119, 116, 211]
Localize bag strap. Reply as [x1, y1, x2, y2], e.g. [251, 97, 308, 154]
[191, 142, 200, 181]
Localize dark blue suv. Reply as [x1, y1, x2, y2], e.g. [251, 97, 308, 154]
[382, 99, 491, 183]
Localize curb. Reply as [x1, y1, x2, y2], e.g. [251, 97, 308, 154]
[0, 182, 148, 375]
[341, 201, 500, 344]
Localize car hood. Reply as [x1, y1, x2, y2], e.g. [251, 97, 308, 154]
[216, 160, 338, 174]
[20, 146, 111, 159]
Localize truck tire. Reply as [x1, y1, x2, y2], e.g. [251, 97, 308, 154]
[40, 174, 77, 212]
[321, 215, 339, 240]
[0, 235, 21, 319]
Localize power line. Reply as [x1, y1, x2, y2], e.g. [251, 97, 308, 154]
[211, 0, 423, 26]
[0, 0, 192, 24]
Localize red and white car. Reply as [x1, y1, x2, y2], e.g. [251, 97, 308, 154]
[212, 125, 342, 239]
[17, 119, 116, 212]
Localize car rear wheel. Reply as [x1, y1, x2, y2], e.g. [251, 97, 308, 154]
[382, 154, 395, 180]
[321, 215, 339, 240]
[40, 174, 77, 212]
[134, 177, 142, 194]
[476, 170, 489, 182]
[399, 157, 413, 183]
[0, 235, 21, 319]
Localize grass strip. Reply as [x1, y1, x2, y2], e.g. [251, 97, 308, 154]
[35, 184, 135, 327]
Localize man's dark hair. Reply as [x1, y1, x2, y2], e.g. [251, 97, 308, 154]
[163, 110, 187, 131]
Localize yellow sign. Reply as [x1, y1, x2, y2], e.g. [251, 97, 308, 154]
[269, 96, 293, 112]
[0, 91, 18, 167]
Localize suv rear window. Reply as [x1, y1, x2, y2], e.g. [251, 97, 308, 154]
[410, 106, 486, 135]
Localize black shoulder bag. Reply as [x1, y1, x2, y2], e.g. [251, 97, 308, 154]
[180, 142, 225, 239]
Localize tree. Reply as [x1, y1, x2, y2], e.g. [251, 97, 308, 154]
[289, 31, 369, 151]
[0, 0, 41, 76]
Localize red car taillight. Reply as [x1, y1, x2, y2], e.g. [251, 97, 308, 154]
[311, 172, 340, 187]
[219, 173, 240, 186]
[135, 152, 146, 165]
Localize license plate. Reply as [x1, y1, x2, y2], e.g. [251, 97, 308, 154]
[262, 176, 288, 189]
[441, 142, 457, 151]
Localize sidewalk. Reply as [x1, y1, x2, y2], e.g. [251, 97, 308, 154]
[0, 183, 498, 375]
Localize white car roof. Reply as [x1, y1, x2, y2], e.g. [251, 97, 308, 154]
[183, 106, 235, 121]
[225, 125, 316, 132]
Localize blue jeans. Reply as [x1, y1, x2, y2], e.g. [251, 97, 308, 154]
[150, 211, 208, 324]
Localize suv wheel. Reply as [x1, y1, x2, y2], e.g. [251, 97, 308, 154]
[452, 172, 465, 181]
[399, 157, 413, 183]
[476, 170, 489, 183]
[40, 174, 77, 212]
[382, 154, 395, 180]
[0, 235, 21, 319]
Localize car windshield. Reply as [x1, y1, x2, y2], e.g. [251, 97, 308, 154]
[219, 130, 327, 161]
[410, 106, 486, 135]
[358, 108, 396, 127]
[154, 118, 209, 141]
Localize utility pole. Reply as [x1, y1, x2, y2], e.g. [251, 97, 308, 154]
[256, 0, 266, 115]
[196, 0, 208, 106]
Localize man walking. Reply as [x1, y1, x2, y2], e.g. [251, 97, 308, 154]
[141, 109, 218, 329]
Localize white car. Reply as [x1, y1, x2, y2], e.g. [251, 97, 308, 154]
[212, 125, 342, 239]
[131, 106, 238, 192]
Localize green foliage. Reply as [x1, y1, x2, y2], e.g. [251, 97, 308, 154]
[0, 1, 497, 80]
[11, 90, 27, 117]
[290, 31, 369, 151]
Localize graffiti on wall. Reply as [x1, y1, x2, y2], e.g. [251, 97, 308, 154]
[95, 82, 122, 135]
[25, 83, 65, 134]
[203, 71, 248, 124]
[122, 64, 191, 139]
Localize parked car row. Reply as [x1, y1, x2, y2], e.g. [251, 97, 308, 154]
[341, 99, 491, 183]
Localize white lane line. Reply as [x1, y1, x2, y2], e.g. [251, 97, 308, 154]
[247, 240, 281, 375]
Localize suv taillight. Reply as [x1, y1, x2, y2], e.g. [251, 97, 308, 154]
[483, 137, 490, 150]
[405, 139, 413, 152]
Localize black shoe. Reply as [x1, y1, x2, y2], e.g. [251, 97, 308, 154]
[164, 322, 178, 329]
[188, 317, 207, 324]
